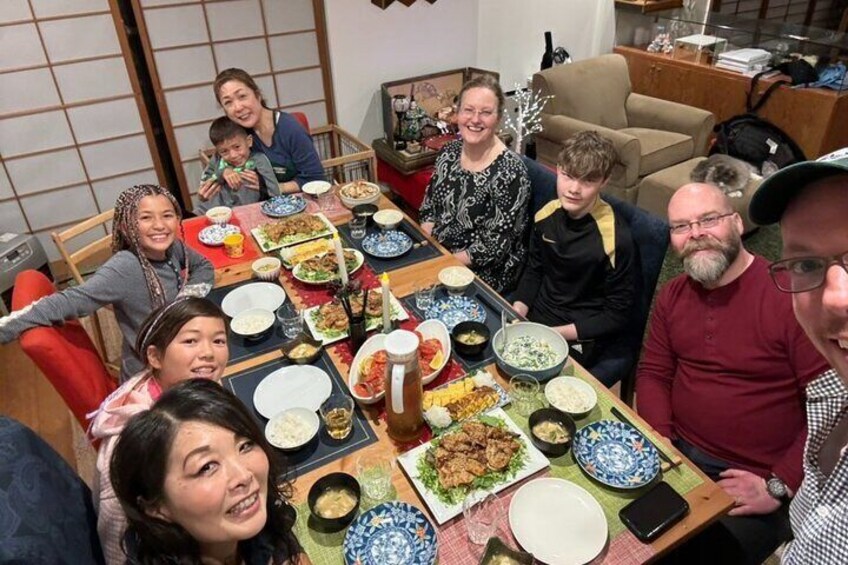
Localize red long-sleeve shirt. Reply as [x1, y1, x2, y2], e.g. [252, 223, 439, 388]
[636, 255, 828, 492]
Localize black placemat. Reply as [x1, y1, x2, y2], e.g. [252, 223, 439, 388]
[402, 279, 526, 371]
[337, 218, 440, 273]
[224, 353, 377, 479]
[207, 280, 293, 364]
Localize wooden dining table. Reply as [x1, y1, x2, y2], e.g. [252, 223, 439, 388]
[188, 192, 733, 564]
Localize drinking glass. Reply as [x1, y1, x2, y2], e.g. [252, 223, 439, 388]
[277, 307, 303, 339]
[509, 374, 540, 417]
[349, 216, 367, 239]
[462, 491, 501, 545]
[414, 283, 435, 311]
[356, 454, 394, 501]
[320, 394, 354, 440]
[318, 190, 335, 213]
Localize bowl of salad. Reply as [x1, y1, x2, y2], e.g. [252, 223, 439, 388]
[492, 322, 568, 382]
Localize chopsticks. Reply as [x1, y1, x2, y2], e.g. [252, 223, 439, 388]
[609, 406, 683, 472]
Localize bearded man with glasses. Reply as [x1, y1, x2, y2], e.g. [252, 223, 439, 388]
[636, 183, 827, 565]
[749, 147, 848, 564]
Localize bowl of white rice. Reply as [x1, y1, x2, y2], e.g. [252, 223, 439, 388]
[265, 407, 320, 450]
[230, 308, 275, 340]
[544, 376, 597, 419]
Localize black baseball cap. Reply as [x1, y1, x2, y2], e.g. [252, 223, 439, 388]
[749, 147, 848, 225]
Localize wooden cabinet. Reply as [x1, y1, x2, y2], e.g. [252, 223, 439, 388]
[615, 46, 848, 158]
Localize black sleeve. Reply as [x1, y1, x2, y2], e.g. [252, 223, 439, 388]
[511, 224, 543, 306]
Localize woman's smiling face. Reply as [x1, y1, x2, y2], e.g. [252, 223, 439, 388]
[457, 86, 500, 148]
[151, 421, 270, 556]
[217, 79, 263, 130]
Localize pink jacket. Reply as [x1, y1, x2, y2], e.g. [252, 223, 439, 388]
[88, 371, 158, 565]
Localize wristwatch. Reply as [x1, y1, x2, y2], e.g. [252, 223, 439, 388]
[766, 475, 790, 503]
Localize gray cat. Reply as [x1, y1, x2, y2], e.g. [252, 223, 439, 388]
[690, 155, 757, 198]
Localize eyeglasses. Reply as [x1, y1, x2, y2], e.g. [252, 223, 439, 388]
[668, 212, 735, 235]
[459, 107, 496, 120]
[768, 251, 848, 293]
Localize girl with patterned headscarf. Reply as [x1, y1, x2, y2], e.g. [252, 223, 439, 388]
[0, 184, 215, 381]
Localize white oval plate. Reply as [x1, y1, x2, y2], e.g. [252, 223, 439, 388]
[253, 365, 332, 419]
[221, 282, 286, 318]
[509, 478, 608, 565]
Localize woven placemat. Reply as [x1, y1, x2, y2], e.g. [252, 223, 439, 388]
[501, 370, 703, 539]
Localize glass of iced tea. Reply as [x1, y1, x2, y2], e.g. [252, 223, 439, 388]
[320, 394, 354, 440]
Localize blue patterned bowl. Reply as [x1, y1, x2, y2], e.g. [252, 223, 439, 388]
[261, 195, 307, 217]
[572, 420, 660, 489]
[361, 230, 413, 258]
[343, 501, 437, 565]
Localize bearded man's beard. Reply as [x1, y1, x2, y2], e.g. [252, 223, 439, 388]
[681, 235, 741, 286]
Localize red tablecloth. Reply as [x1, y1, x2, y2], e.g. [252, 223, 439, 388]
[183, 215, 263, 269]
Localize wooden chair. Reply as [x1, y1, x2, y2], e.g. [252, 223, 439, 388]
[50, 209, 120, 374]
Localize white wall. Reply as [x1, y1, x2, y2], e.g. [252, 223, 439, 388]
[477, 0, 616, 90]
[324, 0, 479, 143]
[324, 0, 617, 142]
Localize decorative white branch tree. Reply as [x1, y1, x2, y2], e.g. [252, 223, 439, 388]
[502, 79, 554, 154]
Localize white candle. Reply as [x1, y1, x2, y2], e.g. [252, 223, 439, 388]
[332, 233, 348, 285]
[381, 272, 391, 332]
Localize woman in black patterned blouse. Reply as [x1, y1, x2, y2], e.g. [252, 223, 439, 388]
[419, 75, 531, 293]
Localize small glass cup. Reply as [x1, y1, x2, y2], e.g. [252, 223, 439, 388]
[414, 282, 435, 311]
[318, 190, 335, 213]
[320, 394, 355, 440]
[509, 374, 540, 417]
[356, 454, 394, 501]
[223, 233, 244, 258]
[349, 216, 367, 239]
[277, 307, 303, 339]
[462, 491, 501, 545]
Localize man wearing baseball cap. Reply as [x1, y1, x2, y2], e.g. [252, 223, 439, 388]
[749, 147, 848, 564]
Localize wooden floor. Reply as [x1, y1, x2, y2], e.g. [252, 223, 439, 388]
[0, 341, 79, 471]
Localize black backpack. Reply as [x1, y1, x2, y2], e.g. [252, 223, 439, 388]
[710, 63, 809, 172]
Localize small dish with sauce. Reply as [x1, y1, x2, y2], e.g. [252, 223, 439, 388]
[280, 334, 324, 365]
[528, 408, 576, 458]
[308, 472, 361, 532]
[451, 320, 491, 357]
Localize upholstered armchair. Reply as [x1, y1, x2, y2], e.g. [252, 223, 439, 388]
[532, 54, 715, 203]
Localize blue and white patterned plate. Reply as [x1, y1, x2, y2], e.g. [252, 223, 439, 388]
[425, 295, 486, 331]
[261, 195, 307, 217]
[572, 419, 661, 489]
[198, 223, 240, 246]
[361, 230, 413, 258]
[343, 501, 437, 565]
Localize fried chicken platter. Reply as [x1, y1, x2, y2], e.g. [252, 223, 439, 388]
[397, 408, 549, 524]
[252, 213, 334, 251]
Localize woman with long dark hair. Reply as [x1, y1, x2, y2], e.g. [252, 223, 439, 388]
[110, 379, 310, 565]
[90, 297, 229, 564]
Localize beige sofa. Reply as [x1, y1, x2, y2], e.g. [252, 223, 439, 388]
[532, 54, 715, 203]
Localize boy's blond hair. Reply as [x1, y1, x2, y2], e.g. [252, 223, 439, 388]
[557, 131, 618, 182]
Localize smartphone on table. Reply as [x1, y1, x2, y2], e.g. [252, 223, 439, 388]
[619, 481, 690, 543]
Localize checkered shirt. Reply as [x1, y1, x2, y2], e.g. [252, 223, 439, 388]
[782, 369, 848, 564]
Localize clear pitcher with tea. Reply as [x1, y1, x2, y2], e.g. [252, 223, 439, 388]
[384, 329, 424, 443]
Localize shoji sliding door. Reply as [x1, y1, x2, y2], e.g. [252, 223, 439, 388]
[132, 0, 336, 210]
[0, 0, 164, 265]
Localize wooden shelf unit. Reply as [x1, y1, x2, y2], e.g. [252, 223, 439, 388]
[615, 45, 848, 158]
